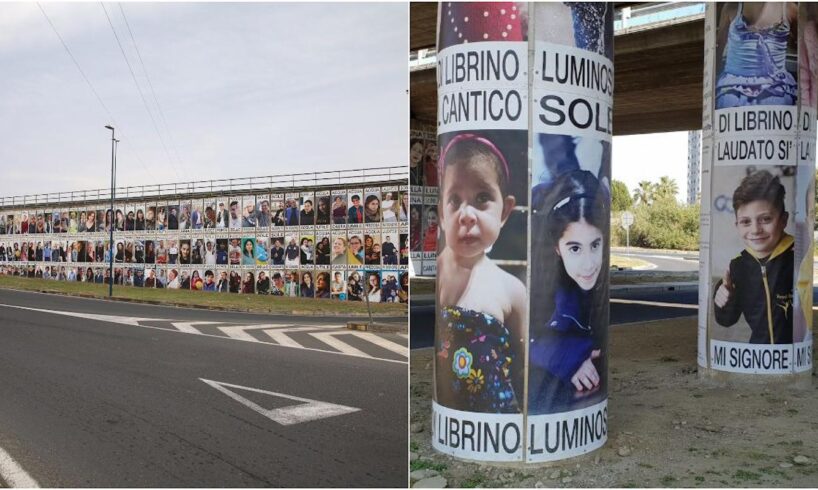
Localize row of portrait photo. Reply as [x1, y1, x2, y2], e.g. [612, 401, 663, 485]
[0, 232, 409, 268]
[0, 186, 409, 235]
[0, 264, 408, 303]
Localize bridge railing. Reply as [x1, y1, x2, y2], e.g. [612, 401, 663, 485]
[0, 165, 406, 209]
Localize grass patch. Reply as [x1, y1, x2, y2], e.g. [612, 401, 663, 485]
[409, 441, 419, 452]
[694, 476, 705, 482]
[610, 254, 652, 270]
[660, 475, 677, 485]
[0, 275, 406, 317]
[733, 470, 761, 481]
[410, 460, 447, 472]
[461, 475, 487, 488]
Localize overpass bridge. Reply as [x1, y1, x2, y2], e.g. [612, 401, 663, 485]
[410, 2, 706, 135]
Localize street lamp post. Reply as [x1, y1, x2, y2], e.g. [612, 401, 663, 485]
[105, 125, 117, 297]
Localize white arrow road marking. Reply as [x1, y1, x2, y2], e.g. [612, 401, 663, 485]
[200, 378, 360, 425]
[0, 444, 39, 488]
[263, 327, 318, 348]
[309, 332, 369, 357]
[347, 332, 407, 357]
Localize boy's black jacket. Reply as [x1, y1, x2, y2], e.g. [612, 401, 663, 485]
[713, 234, 794, 344]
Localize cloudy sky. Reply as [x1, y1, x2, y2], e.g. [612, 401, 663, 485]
[0, 2, 408, 197]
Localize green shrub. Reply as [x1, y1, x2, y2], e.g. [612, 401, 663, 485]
[612, 199, 700, 251]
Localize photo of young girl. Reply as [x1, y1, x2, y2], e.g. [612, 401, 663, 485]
[316, 195, 331, 225]
[435, 132, 527, 414]
[529, 169, 609, 414]
[715, 2, 797, 109]
[145, 205, 156, 231]
[299, 236, 314, 265]
[315, 235, 331, 265]
[300, 271, 315, 298]
[347, 233, 364, 265]
[315, 271, 331, 299]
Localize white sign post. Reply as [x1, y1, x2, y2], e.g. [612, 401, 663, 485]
[620, 211, 634, 255]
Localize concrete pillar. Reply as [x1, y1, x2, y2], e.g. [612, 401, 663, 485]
[432, 2, 613, 463]
[699, 2, 814, 382]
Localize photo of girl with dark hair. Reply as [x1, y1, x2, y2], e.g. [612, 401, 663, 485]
[229, 271, 241, 293]
[364, 194, 381, 223]
[529, 169, 609, 414]
[435, 132, 527, 414]
[410, 138, 424, 186]
[315, 236, 331, 265]
[316, 271, 331, 299]
[125, 209, 135, 231]
[216, 239, 228, 265]
[135, 208, 145, 231]
[145, 240, 155, 264]
[300, 271, 315, 298]
[241, 238, 256, 266]
[316, 196, 331, 225]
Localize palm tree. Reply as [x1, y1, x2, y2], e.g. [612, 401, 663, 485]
[655, 176, 679, 202]
[633, 180, 655, 206]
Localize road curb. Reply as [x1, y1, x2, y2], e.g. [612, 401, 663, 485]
[0, 286, 404, 319]
[346, 320, 407, 333]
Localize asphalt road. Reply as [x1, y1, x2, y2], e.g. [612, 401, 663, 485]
[0, 289, 407, 487]
[615, 250, 698, 272]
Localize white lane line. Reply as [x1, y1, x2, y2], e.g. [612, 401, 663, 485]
[347, 331, 408, 357]
[262, 327, 317, 348]
[0, 303, 406, 364]
[309, 332, 369, 357]
[200, 379, 360, 426]
[610, 298, 698, 309]
[397, 333, 408, 340]
[0, 445, 39, 488]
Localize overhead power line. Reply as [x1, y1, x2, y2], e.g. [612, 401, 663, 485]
[36, 2, 158, 184]
[100, 1, 182, 182]
[118, 3, 187, 174]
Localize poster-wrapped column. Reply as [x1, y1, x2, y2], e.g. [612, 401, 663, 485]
[432, 2, 612, 463]
[699, 2, 814, 381]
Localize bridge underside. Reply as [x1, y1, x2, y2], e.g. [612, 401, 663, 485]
[410, 3, 704, 136]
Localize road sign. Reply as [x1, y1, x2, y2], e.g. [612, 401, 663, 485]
[621, 211, 634, 229]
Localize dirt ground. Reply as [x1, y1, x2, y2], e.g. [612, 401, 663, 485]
[410, 316, 818, 488]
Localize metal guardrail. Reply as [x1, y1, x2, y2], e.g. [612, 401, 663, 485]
[0, 165, 407, 210]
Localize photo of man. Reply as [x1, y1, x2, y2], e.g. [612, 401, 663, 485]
[255, 196, 272, 227]
[270, 237, 285, 266]
[228, 238, 241, 266]
[229, 198, 242, 230]
[301, 193, 317, 226]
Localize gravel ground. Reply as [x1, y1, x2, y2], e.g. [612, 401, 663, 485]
[411, 317, 818, 488]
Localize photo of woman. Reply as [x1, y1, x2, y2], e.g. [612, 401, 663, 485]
[229, 271, 241, 293]
[299, 236, 314, 265]
[300, 271, 315, 298]
[331, 193, 347, 224]
[241, 271, 255, 294]
[331, 236, 347, 266]
[228, 238, 241, 266]
[255, 237, 269, 266]
[347, 233, 364, 265]
[315, 236, 331, 265]
[316, 196, 331, 225]
[315, 271, 331, 299]
[364, 194, 381, 223]
[366, 272, 381, 303]
[241, 238, 256, 266]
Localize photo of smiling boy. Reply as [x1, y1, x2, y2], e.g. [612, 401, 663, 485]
[713, 170, 794, 344]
